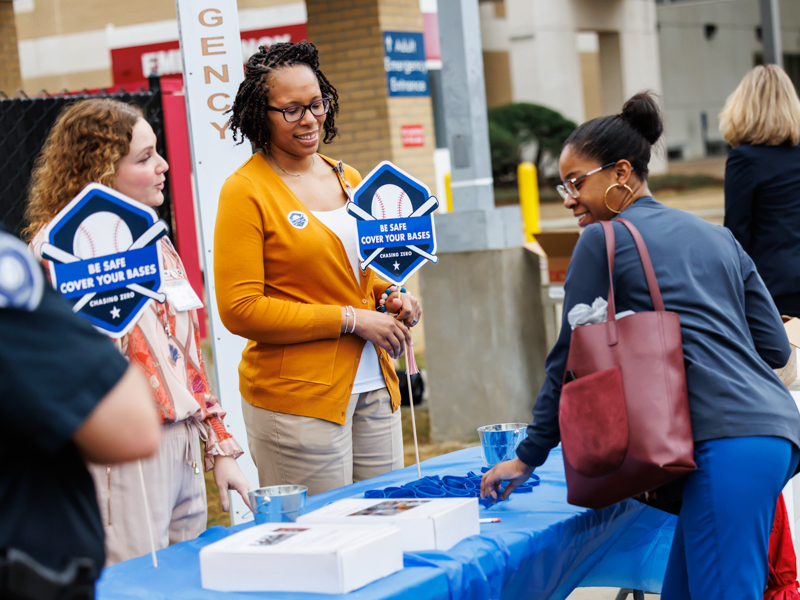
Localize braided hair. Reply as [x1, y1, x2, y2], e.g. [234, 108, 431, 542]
[228, 41, 339, 150]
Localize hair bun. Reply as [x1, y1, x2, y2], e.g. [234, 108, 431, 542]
[621, 92, 663, 145]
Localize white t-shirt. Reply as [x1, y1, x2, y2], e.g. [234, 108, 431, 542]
[311, 205, 386, 394]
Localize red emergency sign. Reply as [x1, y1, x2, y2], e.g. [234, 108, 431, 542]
[110, 23, 308, 85]
[401, 125, 425, 147]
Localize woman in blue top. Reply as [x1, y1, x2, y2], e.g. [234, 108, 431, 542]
[482, 92, 800, 599]
[721, 65, 800, 317]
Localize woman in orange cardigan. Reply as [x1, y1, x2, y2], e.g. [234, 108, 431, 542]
[215, 41, 421, 496]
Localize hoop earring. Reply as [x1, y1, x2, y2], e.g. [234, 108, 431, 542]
[604, 183, 634, 214]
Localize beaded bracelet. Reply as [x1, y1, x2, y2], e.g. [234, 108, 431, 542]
[378, 286, 407, 313]
[343, 306, 351, 332]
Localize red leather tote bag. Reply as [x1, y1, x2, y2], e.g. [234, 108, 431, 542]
[559, 219, 695, 509]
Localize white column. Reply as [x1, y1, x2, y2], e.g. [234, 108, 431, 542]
[572, 0, 665, 173]
[506, 0, 584, 124]
[175, 0, 256, 524]
[618, 0, 666, 174]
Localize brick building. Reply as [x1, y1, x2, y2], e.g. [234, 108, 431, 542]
[0, 0, 21, 93]
[4, 0, 439, 191]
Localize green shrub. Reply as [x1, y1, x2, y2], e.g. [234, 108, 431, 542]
[488, 120, 518, 182]
[487, 102, 577, 184]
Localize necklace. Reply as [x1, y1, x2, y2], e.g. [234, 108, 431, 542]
[268, 151, 315, 177]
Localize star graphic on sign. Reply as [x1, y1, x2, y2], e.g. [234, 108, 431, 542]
[393, 261, 400, 271]
[110, 306, 121, 319]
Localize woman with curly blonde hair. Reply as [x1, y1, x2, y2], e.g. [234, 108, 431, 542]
[25, 98, 251, 565]
[721, 64, 800, 316]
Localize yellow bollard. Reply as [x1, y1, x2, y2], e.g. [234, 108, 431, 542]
[518, 162, 540, 241]
[444, 172, 453, 213]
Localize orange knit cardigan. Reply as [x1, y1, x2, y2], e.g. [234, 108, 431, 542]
[214, 153, 401, 425]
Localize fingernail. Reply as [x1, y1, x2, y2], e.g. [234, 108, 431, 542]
[222, 505, 228, 512]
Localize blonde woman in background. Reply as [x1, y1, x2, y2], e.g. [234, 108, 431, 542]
[721, 64, 800, 317]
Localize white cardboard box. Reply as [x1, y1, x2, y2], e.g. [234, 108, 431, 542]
[199, 523, 403, 594]
[297, 498, 479, 551]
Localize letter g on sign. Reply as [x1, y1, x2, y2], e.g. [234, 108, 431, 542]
[199, 8, 223, 26]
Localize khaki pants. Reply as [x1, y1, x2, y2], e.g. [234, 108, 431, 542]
[242, 387, 404, 496]
[88, 420, 207, 566]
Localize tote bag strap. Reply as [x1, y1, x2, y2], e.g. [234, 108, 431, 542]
[599, 219, 665, 346]
[600, 221, 619, 346]
[616, 219, 666, 312]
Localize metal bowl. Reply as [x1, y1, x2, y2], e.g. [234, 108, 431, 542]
[477, 423, 528, 467]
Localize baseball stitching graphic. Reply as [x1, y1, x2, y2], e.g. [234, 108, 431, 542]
[371, 184, 413, 220]
[72, 211, 134, 259]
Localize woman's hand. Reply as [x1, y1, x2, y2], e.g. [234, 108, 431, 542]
[354, 309, 411, 359]
[380, 286, 422, 327]
[480, 457, 535, 502]
[213, 455, 253, 512]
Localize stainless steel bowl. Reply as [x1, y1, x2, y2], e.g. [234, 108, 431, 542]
[247, 485, 308, 524]
[477, 423, 528, 467]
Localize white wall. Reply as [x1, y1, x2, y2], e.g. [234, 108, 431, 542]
[479, 1, 509, 52]
[657, 0, 800, 160]
[505, 0, 585, 123]
[482, 0, 666, 173]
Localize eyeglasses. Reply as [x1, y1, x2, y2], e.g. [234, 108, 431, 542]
[266, 97, 331, 123]
[556, 162, 616, 200]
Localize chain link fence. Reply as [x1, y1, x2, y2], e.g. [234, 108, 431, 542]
[0, 79, 173, 239]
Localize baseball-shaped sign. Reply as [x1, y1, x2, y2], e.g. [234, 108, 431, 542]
[371, 184, 413, 220]
[348, 161, 438, 286]
[72, 211, 134, 259]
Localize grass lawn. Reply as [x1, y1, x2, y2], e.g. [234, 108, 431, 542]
[400, 406, 478, 468]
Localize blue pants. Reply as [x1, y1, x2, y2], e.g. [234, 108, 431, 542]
[661, 436, 800, 600]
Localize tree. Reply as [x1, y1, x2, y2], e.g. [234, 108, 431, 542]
[487, 102, 577, 184]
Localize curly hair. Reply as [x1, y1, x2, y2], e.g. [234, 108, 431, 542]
[228, 41, 339, 150]
[23, 98, 143, 241]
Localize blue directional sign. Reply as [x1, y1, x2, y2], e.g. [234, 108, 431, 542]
[346, 161, 438, 285]
[383, 31, 429, 97]
[42, 183, 167, 338]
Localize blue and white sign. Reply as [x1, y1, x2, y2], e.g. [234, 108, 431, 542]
[383, 31, 428, 97]
[346, 161, 438, 285]
[41, 183, 168, 338]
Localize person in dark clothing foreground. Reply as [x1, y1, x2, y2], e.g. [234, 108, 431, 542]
[0, 228, 160, 599]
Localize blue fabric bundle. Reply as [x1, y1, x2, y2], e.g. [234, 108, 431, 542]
[365, 468, 541, 508]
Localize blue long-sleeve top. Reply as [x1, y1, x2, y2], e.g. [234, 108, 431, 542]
[517, 196, 800, 468]
[724, 143, 800, 301]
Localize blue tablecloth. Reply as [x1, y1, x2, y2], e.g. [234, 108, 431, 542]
[97, 446, 676, 600]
